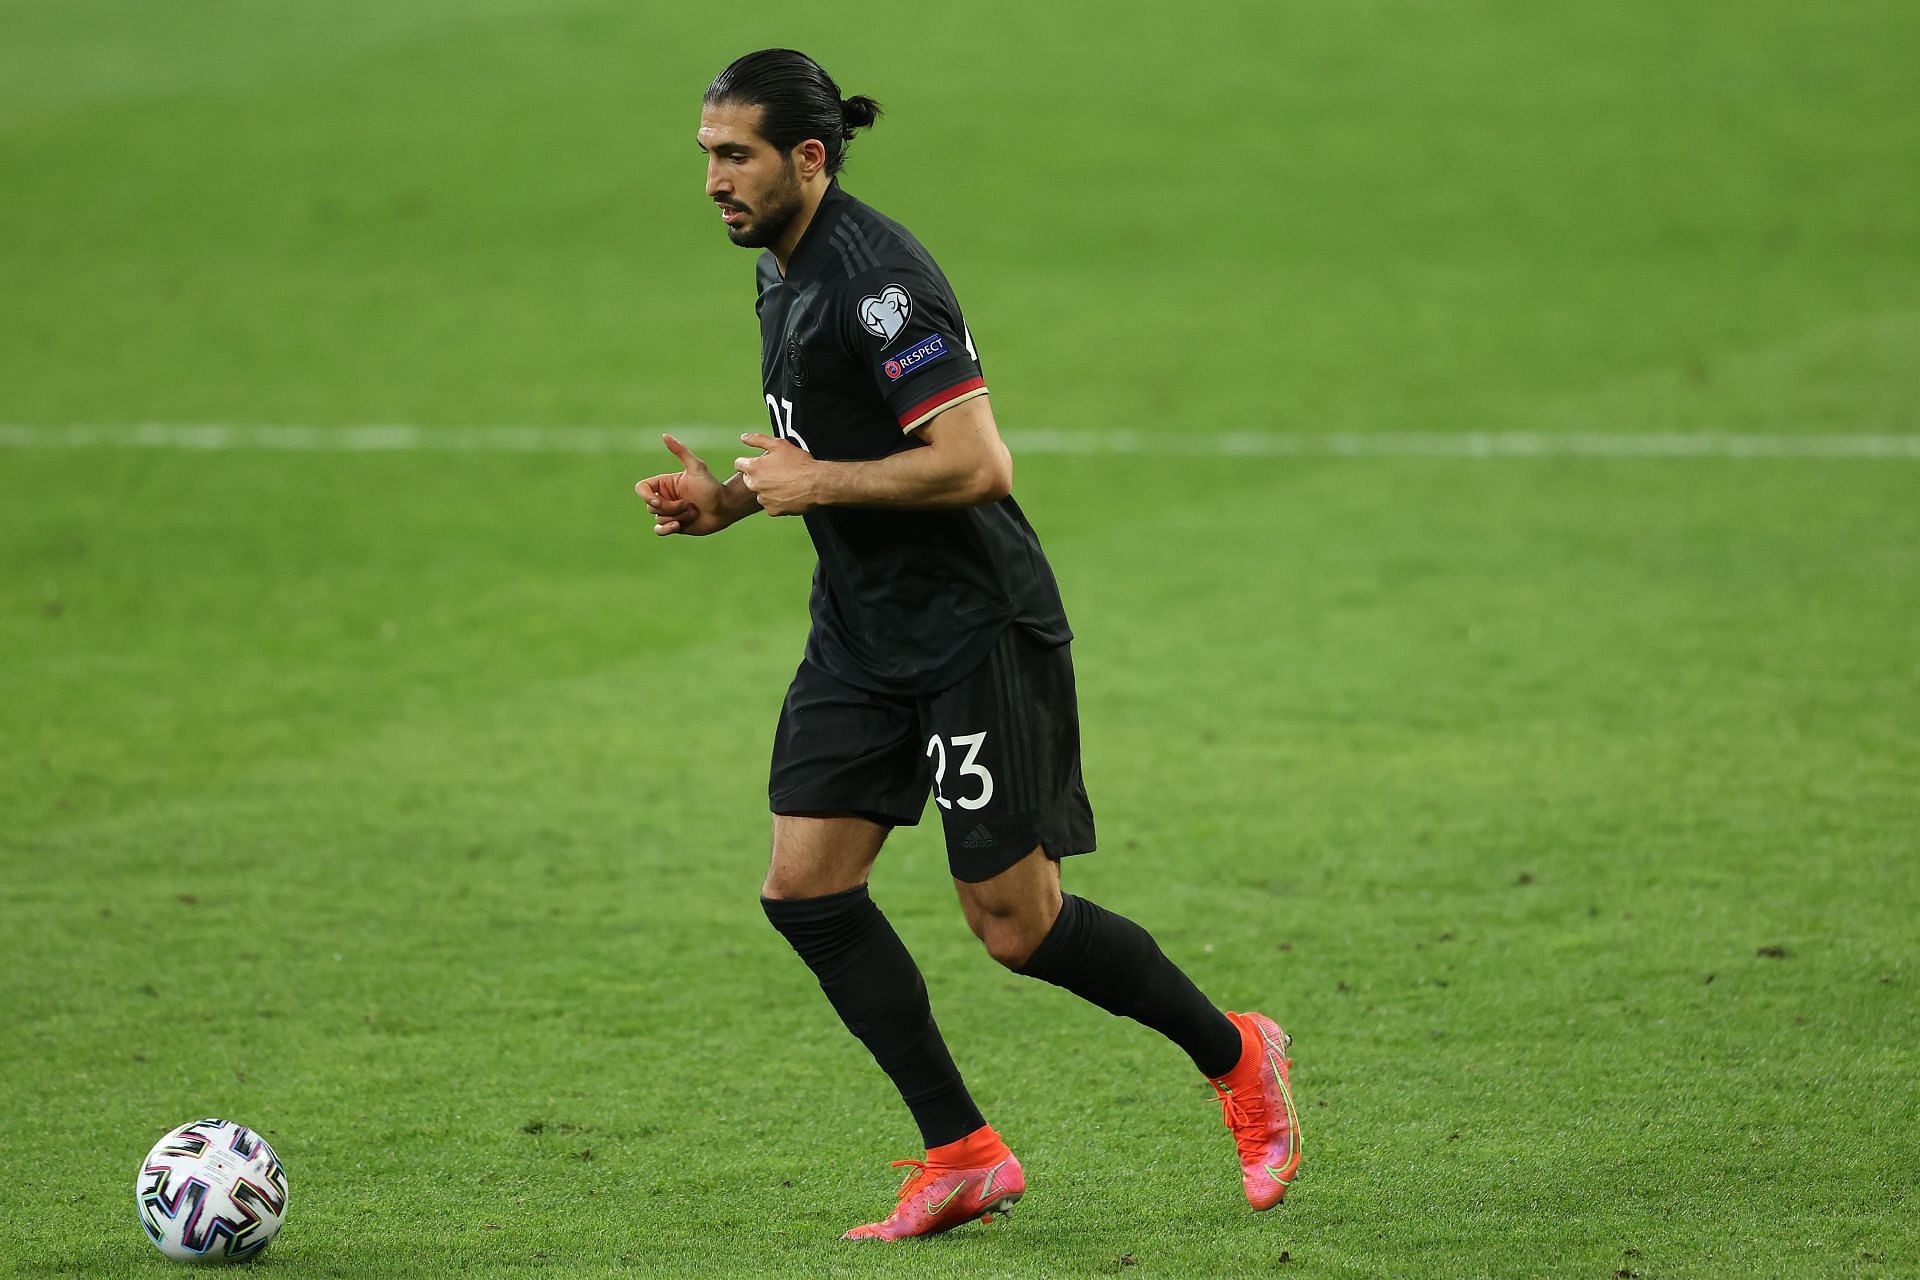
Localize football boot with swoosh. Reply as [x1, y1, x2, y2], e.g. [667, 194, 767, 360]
[1208, 1010, 1301, 1210]
[842, 1125, 1024, 1241]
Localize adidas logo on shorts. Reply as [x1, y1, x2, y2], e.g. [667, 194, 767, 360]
[962, 823, 996, 849]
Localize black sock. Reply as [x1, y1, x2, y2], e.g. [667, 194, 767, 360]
[762, 885, 986, 1148]
[1018, 893, 1243, 1078]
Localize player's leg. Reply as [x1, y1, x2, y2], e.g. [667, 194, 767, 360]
[761, 661, 1009, 1240]
[933, 630, 1239, 1073]
[955, 850, 1300, 1209]
[761, 810, 986, 1154]
[954, 846, 1240, 1077]
[934, 629, 1302, 1209]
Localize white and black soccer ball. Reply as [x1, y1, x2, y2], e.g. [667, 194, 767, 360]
[136, 1119, 288, 1263]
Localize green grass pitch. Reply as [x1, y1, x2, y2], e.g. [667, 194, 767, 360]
[2, 1, 1917, 1276]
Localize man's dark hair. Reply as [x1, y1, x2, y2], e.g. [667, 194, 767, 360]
[704, 49, 881, 176]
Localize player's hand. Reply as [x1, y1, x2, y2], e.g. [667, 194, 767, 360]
[636, 434, 730, 536]
[734, 432, 819, 517]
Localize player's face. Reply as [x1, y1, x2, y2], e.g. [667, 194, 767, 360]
[698, 102, 804, 250]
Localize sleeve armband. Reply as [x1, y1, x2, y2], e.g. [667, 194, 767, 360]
[899, 377, 988, 433]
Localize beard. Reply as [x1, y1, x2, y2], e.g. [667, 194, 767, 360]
[723, 157, 804, 249]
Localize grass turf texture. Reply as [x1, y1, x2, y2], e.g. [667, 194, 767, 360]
[2, 0, 1917, 1277]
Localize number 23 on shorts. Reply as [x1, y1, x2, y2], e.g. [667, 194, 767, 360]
[925, 731, 992, 810]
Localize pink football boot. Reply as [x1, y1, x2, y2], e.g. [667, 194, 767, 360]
[1208, 1010, 1301, 1209]
[842, 1125, 1024, 1240]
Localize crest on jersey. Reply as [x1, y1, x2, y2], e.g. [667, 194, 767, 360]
[786, 334, 807, 388]
[857, 284, 912, 343]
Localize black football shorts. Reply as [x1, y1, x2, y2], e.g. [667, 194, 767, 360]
[768, 625, 1097, 882]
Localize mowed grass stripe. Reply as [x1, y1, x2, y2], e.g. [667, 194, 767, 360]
[3, 422, 1919, 459]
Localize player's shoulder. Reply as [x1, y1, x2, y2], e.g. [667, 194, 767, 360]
[822, 189, 943, 285]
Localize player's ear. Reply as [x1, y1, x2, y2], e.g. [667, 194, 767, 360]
[794, 138, 829, 182]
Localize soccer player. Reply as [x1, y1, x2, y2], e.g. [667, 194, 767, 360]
[637, 49, 1300, 1240]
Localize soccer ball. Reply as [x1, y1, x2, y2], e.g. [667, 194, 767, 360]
[136, 1119, 289, 1263]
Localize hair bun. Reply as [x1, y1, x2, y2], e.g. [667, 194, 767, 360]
[841, 94, 882, 132]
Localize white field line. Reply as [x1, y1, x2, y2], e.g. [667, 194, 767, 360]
[1, 422, 1918, 459]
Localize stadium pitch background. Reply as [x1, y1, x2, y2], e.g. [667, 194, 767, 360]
[1, 1, 1914, 1276]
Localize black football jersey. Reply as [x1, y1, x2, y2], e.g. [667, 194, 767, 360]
[753, 182, 1071, 695]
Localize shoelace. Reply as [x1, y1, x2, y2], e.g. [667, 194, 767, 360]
[1212, 1080, 1271, 1165]
[887, 1158, 940, 1205]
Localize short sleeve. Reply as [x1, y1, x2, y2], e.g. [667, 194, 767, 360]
[841, 264, 988, 433]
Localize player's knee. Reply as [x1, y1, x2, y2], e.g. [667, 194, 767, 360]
[760, 861, 866, 901]
[961, 880, 1061, 969]
[761, 870, 837, 901]
[975, 915, 1046, 970]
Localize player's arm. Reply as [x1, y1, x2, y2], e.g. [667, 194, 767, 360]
[734, 394, 1012, 514]
[635, 433, 764, 536]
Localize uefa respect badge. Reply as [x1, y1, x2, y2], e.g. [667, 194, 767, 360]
[883, 333, 950, 382]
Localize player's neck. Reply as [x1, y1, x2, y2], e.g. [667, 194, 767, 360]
[770, 180, 833, 277]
